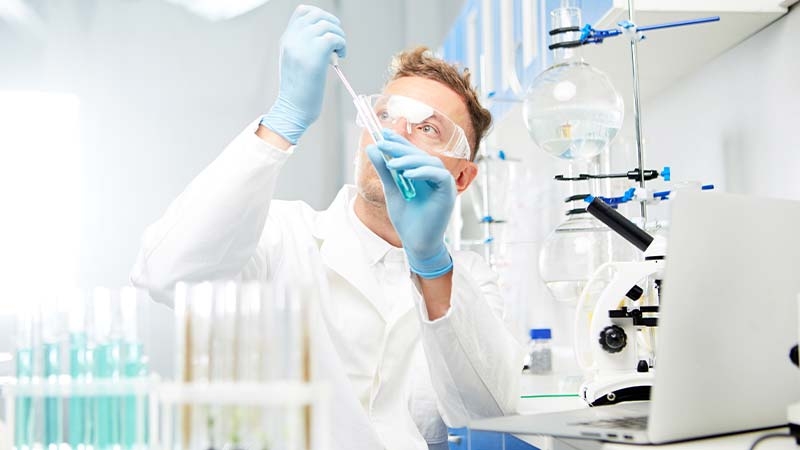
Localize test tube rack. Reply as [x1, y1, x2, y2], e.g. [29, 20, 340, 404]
[1, 378, 330, 450]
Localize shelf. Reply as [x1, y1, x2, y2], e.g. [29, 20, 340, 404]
[441, 0, 797, 120]
[574, 0, 798, 102]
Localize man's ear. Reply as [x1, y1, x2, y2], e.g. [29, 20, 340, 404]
[454, 161, 478, 194]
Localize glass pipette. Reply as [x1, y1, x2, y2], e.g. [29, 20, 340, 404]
[330, 55, 416, 200]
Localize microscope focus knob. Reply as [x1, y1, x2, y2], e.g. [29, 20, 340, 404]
[599, 325, 627, 353]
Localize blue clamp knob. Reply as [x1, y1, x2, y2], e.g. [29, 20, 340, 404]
[498, 150, 506, 160]
[593, 194, 630, 207]
[580, 24, 593, 41]
[661, 166, 671, 181]
[481, 215, 494, 223]
[622, 187, 636, 202]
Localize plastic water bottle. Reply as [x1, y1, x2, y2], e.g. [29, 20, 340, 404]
[527, 328, 553, 374]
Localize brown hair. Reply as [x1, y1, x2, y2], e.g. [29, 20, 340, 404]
[388, 46, 492, 161]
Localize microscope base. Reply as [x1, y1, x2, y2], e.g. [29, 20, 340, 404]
[580, 371, 654, 407]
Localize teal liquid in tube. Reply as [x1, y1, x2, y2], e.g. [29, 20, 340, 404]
[119, 287, 147, 449]
[92, 288, 121, 450]
[43, 342, 62, 449]
[69, 331, 88, 449]
[94, 340, 121, 450]
[15, 348, 34, 450]
[121, 341, 146, 449]
[41, 293, 68, 450]
[67, 289, 90, 449]
[354, 95, 416, 201]
[329, 58, 415, 200]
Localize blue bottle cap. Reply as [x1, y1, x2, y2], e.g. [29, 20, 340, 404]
[530, 328, 552, 340]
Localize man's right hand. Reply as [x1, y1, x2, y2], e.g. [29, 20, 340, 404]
[260, 5, 347, 146]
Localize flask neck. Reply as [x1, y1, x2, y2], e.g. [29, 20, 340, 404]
[550, 5, 584, 64]
[553, 47, 583, 65]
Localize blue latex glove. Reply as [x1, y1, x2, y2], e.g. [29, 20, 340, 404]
[366, 130, 456, 279]
[261, 5, 347, 144]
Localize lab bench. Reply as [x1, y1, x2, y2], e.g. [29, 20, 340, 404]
[470, 373, 798, 450]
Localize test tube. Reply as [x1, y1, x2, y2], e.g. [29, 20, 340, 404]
[274, 283, 305, 450]
[210, 282, 237, 450]
[354, 94, 417, 201]
[92, 287, 121, 450]
[15, 301, 36, 450]
[258, 282, 280, 450]
[330, 57, 416, 201]
[67, 288, 89, 450]
[236, 283, 263, 450]
[173, 282, 188, 450]
[41, 293, 65, 450]
[120, 287, 148, 449]
[189, 283, 213, 450]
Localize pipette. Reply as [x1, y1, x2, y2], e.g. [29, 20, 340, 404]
[330, 54, 416, 201]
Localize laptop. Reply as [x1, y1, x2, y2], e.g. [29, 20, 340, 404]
[471, 191, 800, 444]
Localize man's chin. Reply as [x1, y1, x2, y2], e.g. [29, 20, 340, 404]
[356, 183, 386, 208]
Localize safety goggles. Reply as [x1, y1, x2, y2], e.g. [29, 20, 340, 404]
[357, 94, 471, 160]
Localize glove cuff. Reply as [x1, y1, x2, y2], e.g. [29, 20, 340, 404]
[408, 245, 453, 279]
[261, 97, 309, 145]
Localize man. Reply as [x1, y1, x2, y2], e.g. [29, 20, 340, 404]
[131, 5, 524, 450]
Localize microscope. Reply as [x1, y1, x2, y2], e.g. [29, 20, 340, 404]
[789, 299, 800, 443]
[576, 195, 665, 406]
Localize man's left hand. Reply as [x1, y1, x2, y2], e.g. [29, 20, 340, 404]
[366, 129, 455, 279]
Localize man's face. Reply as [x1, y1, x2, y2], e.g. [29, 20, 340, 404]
[355, 76, 475, 206]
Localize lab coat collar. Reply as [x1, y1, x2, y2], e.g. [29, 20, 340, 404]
[314, 185, 386, 322]
[314, 185, 416, 326]
[310, 185, 352, 241]
[346, 192, 396, 267]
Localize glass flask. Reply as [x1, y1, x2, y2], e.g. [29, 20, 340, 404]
[469, 152, 518, 225]
[465, 151, 519, 266]
[523, 5, 624, 160]
[539, 211, 613, 304]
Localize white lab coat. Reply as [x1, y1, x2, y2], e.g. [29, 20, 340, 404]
[131, 119, 525, 450]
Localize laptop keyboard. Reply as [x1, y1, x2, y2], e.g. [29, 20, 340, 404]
[570, 415, 649, 430]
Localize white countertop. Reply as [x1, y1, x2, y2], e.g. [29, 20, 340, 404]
[512, 428, 797, 450]
[505, 373, 797, 450]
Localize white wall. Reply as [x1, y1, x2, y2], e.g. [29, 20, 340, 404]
[643, 4, 800, 201]
[0, 0, 464, 290]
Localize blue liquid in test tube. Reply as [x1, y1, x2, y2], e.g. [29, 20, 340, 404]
[330, 59, 416, 200]
[122, 341, 146, 448]
[94, 340, 121, 450]
[92, 288, 121, 450]
[69, 331, 88, 449]
[120, 287, 148, 449]
[43, 342, 62, 450]
[356, 94, 417, 201]
[15, 348, 34, 450]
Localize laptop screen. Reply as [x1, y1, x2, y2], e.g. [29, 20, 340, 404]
[649, 191, 800, 442]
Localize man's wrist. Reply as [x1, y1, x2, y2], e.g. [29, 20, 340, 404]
[408, 245, 453, 279]
[417, 269, 453, 321]
[260, 97, 308, 145]
[255, 124, 293, 150]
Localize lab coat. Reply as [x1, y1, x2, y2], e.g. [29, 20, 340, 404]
[131, 119, 525, 450]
